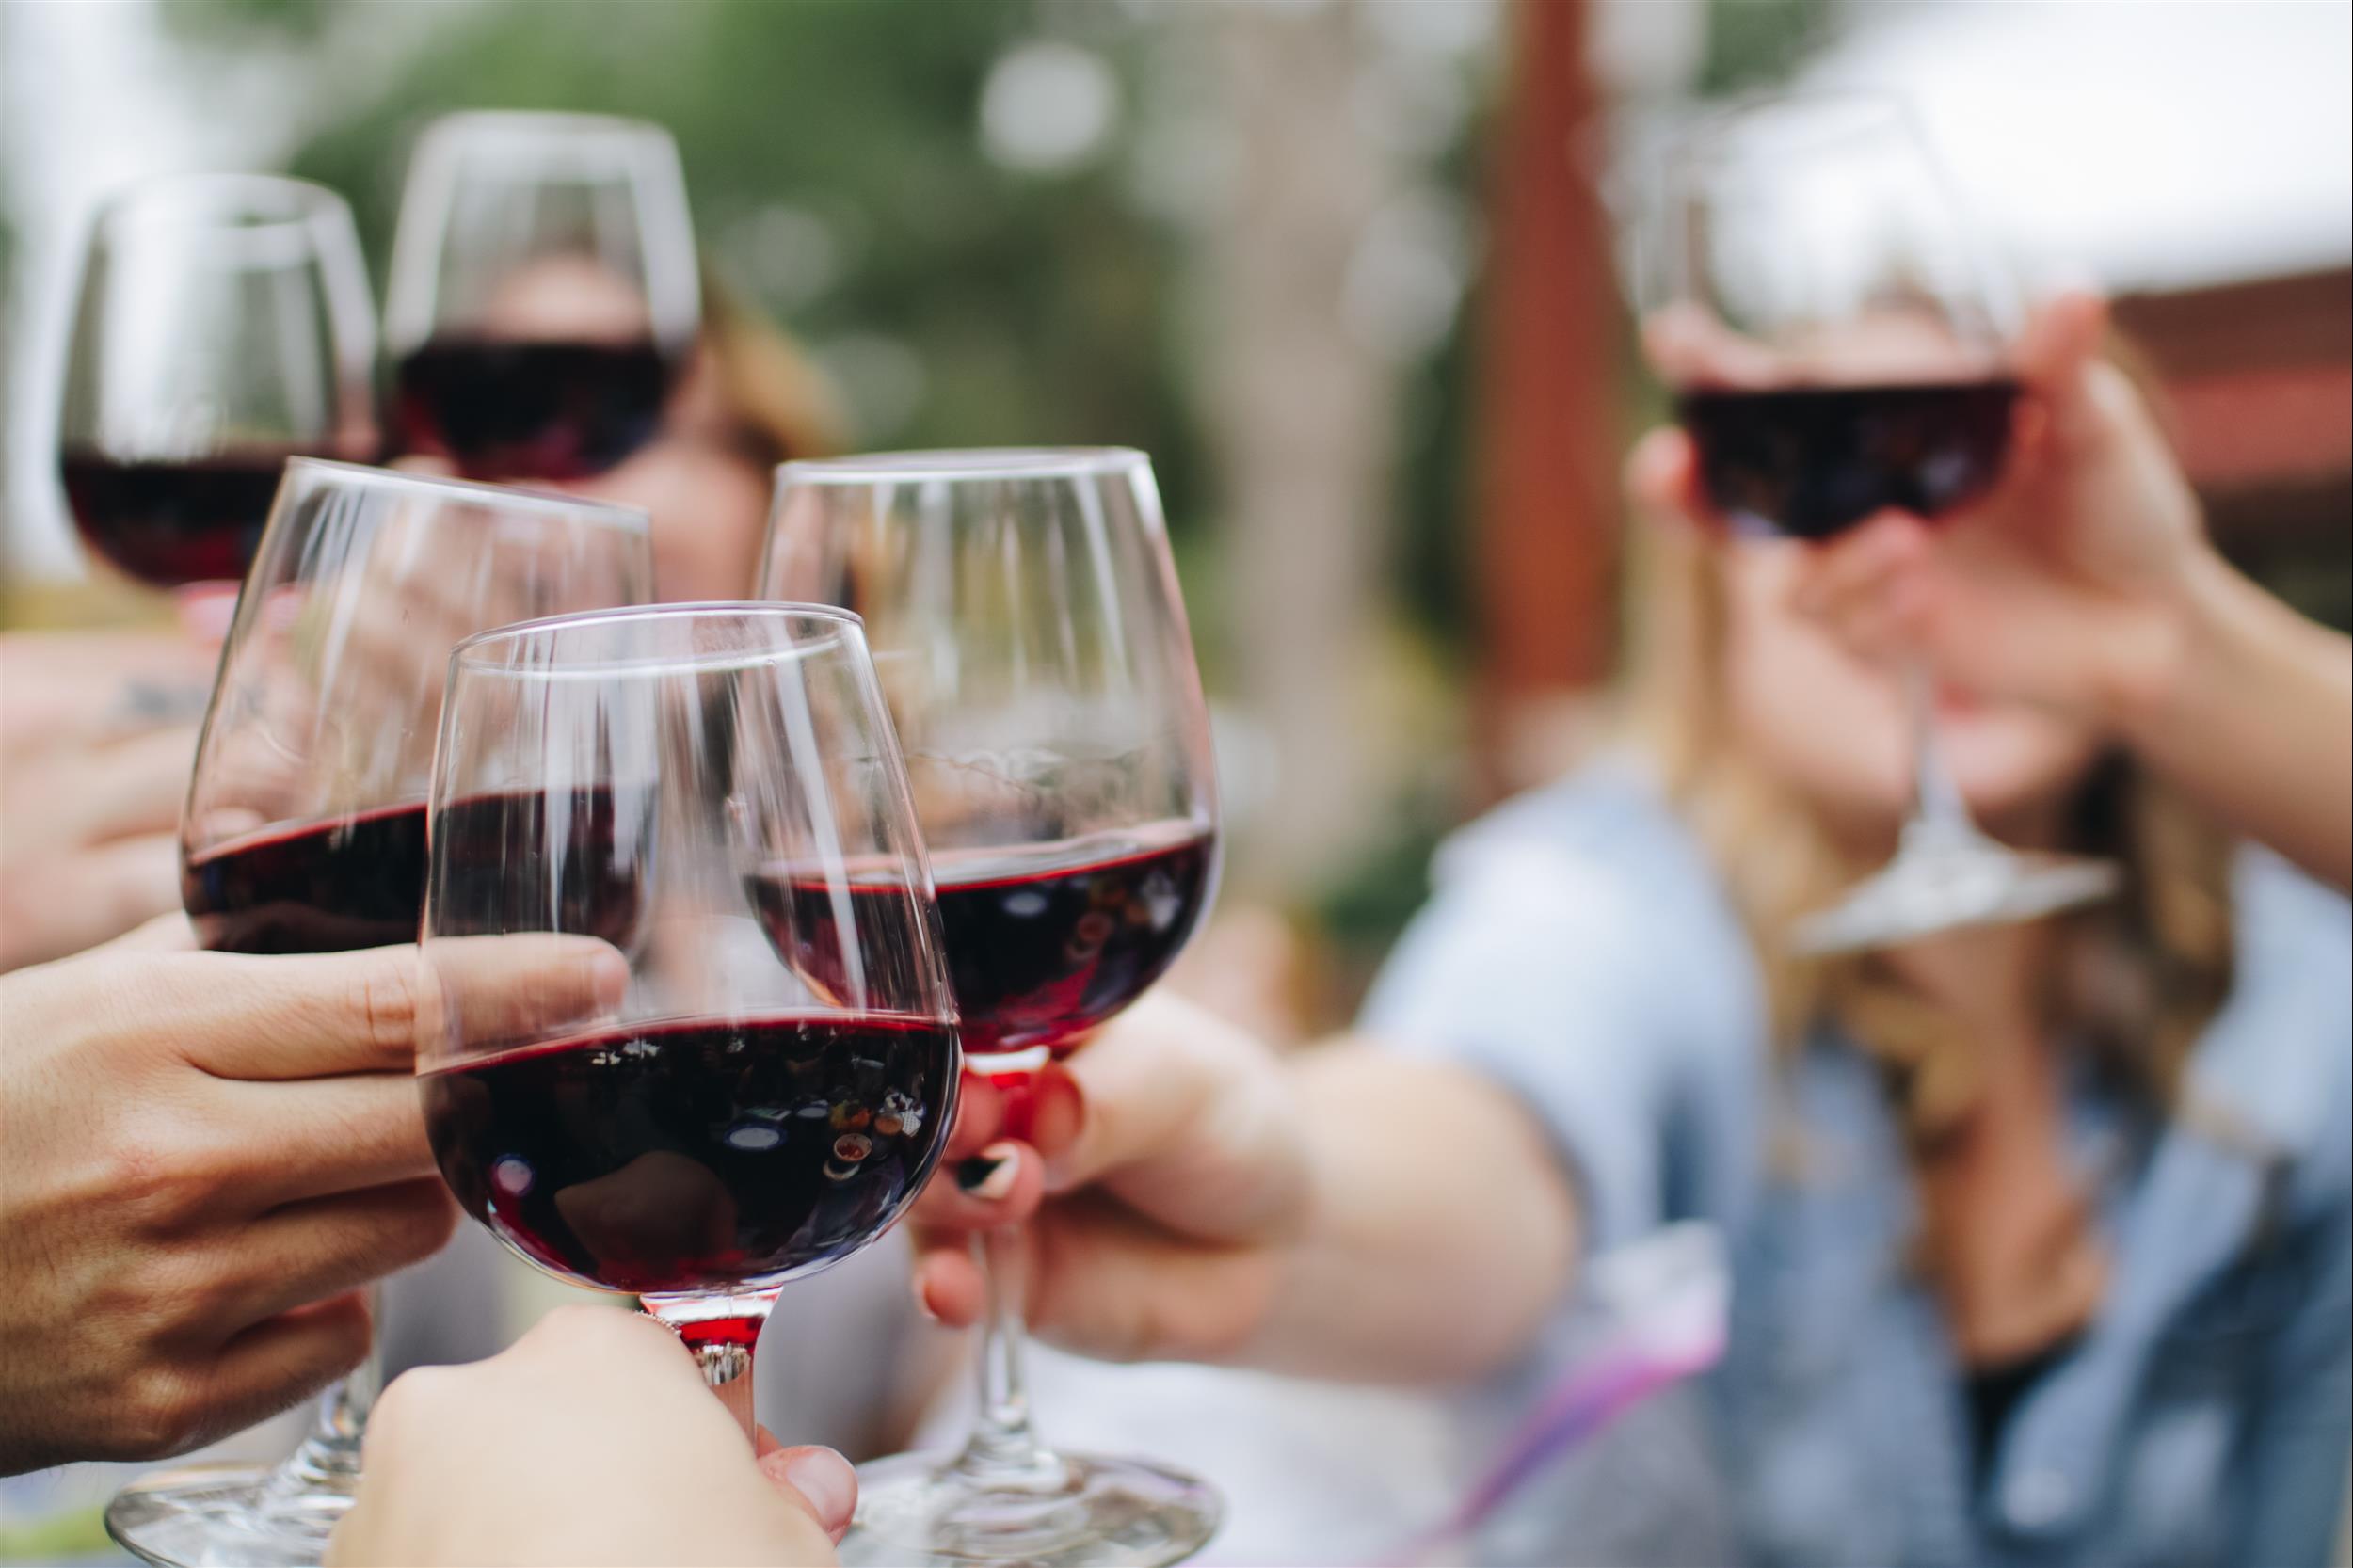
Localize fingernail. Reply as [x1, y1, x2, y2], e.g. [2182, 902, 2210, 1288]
[955, 1143, 1020, 1200]
[781, 1447, 857, 1535]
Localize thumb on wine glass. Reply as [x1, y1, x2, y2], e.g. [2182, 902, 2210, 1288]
[752, 1431, 857, 1544]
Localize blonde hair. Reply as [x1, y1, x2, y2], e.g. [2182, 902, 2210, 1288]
[1618, 518, 2236, 1150]
[691, 274, 854, 465]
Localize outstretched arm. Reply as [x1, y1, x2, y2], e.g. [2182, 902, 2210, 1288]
[908, 997, 1580, 1384]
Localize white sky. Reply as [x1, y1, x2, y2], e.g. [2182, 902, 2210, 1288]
[1803, 0, 2353, 293]
[3, 0, 302, 579]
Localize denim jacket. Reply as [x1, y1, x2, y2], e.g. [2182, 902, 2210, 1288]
[1362, 765, 2352, 1567]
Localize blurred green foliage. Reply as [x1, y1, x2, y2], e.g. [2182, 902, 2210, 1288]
[177, 0, 1217, 548]
[1699, 0, 1841, 96]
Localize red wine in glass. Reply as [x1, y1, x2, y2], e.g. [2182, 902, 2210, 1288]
[1676, 378, 2019, 540]
[393, 338, 673, 481]
[59, 449, 313, 590]
[183, 789, 637, 956]
[184, 801, 430, 955]
[420, 1012, 955, 1293]
[750, 823, 1217, 1058]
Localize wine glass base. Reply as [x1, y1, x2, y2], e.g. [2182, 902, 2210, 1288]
[840, 1447, 1221, 1568]
[1793, 845, 2121, 956]
[105, 1463, 354, 1568]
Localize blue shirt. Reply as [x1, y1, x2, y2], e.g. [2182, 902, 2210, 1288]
[1362, 765, 2352, 1567]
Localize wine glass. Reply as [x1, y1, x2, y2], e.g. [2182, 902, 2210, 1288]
[57, 174, 377, 628]
[1650, 92, 2117, 953]
[384, 111, 699, 482]
[417, 602, 960, 1437]
[760, 450, 1223, 1567]
[105, 461, 650, 1568]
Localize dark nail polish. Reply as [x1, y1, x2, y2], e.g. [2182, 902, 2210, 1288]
[956, 1154, 1007, 1193]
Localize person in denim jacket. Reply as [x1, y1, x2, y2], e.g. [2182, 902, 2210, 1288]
[908, 295, 2352, 1565]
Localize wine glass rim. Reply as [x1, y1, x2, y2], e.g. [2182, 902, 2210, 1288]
[776, 447, 1150, 485]
[96, 171, 351, 233]
[449, 600, 868, 673]
[280, 458, 653, 531]
[421, 108, 680, 149]
[1673, 88, 1922, 164]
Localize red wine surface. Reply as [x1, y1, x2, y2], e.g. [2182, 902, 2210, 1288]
[420, 1013, 955, 1292]
[1676, 379, 2019, 541]
[751, 824, 1216, 1057]
[394, 338, 672, 481]
[185, 788, 637, 955]
[424, 786, 646, 950]
[184, 802, 430, 954]
[60, 449, 297, 588]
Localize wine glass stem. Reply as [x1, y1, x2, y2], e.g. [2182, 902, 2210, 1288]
[270, 1286, 382, 1493]
[956, 1222, 1052, 1478]
[1901, 657, 1982, 854]
[696, 1339, 758, 1444]
[663, 1310, 765, 1445]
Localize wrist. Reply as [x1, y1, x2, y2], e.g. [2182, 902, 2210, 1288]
[2102, 543, 2268, 748]
[2092, 541, 2233, 742]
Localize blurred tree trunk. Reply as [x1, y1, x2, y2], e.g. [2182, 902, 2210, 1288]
[1197, 0, 1401, 896]
[1472, 0, 1622, 793]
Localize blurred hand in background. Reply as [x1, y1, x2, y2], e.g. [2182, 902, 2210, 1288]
[0, 629, 212, 970]
[1633, 290, 2352, 888]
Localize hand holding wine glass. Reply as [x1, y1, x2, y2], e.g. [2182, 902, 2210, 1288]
[904, 992, 1310, 1365]
[1648, 92, 2118, 952]
[760, 448, 1223, 1568]
[1641, 291, 2208, 720]
[1665, 288, 2352, 890]
[328, 1307, 856, 1567]
[104, 462, 650, 1568]
[0, 924, 621, 1477]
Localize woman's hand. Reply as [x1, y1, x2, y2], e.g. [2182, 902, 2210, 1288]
[908, 993, 1311, 1367]
[0, 926, 626, 1475]
[1635, 292, 2211, 726]
[329, 1306, 855, 1567]
[908, 995, 1573, 1382]
[1635, 290, 2352, 888]
[0, 630, 214, 971]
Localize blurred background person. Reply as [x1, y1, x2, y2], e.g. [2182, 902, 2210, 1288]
[3, 0, 2346, 1561]
[909, 289, 2352, 1564]
[539, 278, 851, 602]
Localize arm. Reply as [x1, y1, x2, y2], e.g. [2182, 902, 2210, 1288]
[1255, 1042, 1581, 1381]
[2110, 552, 2351, 891]
[908, 1002, 1579, 1384]
[911, 801, 1745, 1385]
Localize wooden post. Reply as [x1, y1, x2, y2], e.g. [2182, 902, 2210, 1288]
[1471, 0, 1624, 794]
